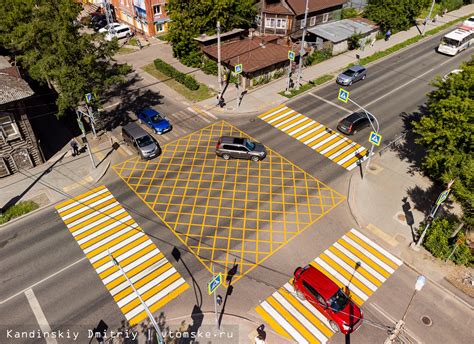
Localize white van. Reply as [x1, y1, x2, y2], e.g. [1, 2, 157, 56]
[104, 24, 132, 41]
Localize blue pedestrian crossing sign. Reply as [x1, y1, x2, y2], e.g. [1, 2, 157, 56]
[235, 64, 243, 74]
[369, 131, 382, 146]
[85, 92, 96, 104]
[208, 273, 222, 295]
[288, 50, 295, 61]
[338, 88, 350, 103]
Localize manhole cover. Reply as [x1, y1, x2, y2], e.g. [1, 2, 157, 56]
[369, 165, 378, 171]
[249, 118, 255, 122]
[421, 315, 432, 326]
[397, 214, 407, 221]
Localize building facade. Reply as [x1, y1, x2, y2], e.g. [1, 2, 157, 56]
[109, 0, 170, 36]
[0, 57, 44, 178]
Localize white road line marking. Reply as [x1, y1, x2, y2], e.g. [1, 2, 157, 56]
[288, 120, 315, 136]
[363, 68, 435, 108]
[260, 301, 309, 343]
[274, 113, 302, 128]
[25, 289, 58, 344]
[308, 93, 352, 113]
[327, 141, 358, 160]
[90, 232, 144, 263]
[0, 257, 87, 305]
[200, 108, 218, 120]
[311, 133, 338, 150]
[267, 110, 295, 124]
[56, 188, 109, 213]
[342, 235, 395, 274]
[350, 229, 403, 266]
[337, 146, 366, 166]
[295, 124, 323, 140]
[346, 156, 368, 171]
[261, 106, 288, 120]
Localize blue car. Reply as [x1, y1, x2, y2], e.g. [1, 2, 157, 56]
[137, 108, 172, 134]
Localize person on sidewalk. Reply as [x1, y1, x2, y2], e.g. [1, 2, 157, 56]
[432, 14, 439, 23]
[70, 138, 80, 157]
[442, 8, 447, 17]
[384, 29, 391, 41]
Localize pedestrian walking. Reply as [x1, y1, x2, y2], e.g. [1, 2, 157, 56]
[442, 8, 447, 17]
[370, 37, 375, 47]
[384, 29, 391, 41]
[360, 38, 365, 51]
[70, 138, 79, 156]
[432, 14, 438, 23]
[136, 38, 142, 49]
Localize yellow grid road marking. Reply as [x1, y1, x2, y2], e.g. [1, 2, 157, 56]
[256, 228, 402, 343]
[113, 121, 345, 284]
[259, 106, 368, 171]
[56, 186, 189, 325]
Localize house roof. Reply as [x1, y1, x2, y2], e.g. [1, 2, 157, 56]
[264, 2, 294, 15]
[307, 18, 378, 43]
[194, 28, 245, 43]
[286, 0, 347, 15]
[202, 36, 297, 73]
[0, 59, 34, 105]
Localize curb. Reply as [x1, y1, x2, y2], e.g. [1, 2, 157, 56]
[0, 152, 111, 229]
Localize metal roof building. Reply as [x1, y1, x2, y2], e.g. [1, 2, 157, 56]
[307, 18, 377, 43]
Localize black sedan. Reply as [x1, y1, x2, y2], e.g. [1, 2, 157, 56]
[337, 112, 375, 135]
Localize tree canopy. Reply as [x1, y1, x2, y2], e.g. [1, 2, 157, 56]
[0, 0, 131, 117]
[364, 0, 430, 32]
[413, 56, 474, 225]
[166, 0, 257, 67]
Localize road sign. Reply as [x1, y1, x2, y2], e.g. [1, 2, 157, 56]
[436, 190, 450, 206]
[369, 131, 382, 146]
[235, 64, 243, 74]
[338, 88, 350, 103]
[288, 50, 295, 61]
[208, 273, 222, 295]
[85, 93, 94, 104]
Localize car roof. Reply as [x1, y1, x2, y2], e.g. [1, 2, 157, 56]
[219, 136, 246, 144]
[344, 112, 365, 122]
[349, 65, 366, 72]
[300, 266, 338, 299]
[140, 108, 160, 117]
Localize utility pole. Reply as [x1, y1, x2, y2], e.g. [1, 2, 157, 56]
[384, 276, 425, 344]
[295, 0, 309, 90]
[217, 21, 222, 105]
[422, 0, 436, 36]
[103, 0, 115, 34]
[109, 251, 164, 344]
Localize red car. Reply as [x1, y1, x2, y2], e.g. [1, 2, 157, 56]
[293, 265, 363, 334]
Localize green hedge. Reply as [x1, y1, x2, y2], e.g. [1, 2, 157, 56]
[0, 201, 39, 224]
[153, 58, 199, 90]
[279, 74, 334, 98]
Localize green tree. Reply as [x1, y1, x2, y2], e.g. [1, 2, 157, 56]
[0, 0, 131, 117]
[166, 0, 257, 67]
[412, 57, 474, 226]
[364, 0, 430, 32]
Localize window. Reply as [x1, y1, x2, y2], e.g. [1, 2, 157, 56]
[322, 13, 329, 23]
[303, 281, 327, 306]
[310, 16, 316, 26]
[155, 23, 165, 32]
[0, 114, 20, 141]
[276, 19, 287, 29]
[222, 145, 237, 151]
[265, 18, 275, 28]
[153, 5, 161, 15]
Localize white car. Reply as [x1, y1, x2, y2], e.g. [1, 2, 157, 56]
[98, 22, 121, 33]
[104, 24, 132, 41]
[463, 16, 474, 28]
[442, 69, 463, 81]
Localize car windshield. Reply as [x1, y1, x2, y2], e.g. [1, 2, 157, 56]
[328, 289, 349, 312]
[150, 114, 163, 123]
[245, 140, 255, 151]
[343, 69, 357, 77]
[441, 37, 460, 47]
[136, 135, 154, 148]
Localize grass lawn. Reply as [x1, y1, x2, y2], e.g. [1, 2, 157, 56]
[117, 47, 136, 55]
[143, 64, 215, 102]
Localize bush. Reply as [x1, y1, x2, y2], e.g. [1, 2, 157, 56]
[341, 8, 359, 19]
[304, 49, 332, 67]
[181, 50, 202, 68]
[153, 58, 200, 91]
[440, 0, 463, 12]
[0, 201, 39, 224]
[421, 217, 473, 266]
[348, 32, 363, 50]
[202, 58, 218, 76]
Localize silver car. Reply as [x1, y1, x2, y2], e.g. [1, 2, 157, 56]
[336, 65, 367, 86]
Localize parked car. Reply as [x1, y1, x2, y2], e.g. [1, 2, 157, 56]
[337, 112, 375, 135]
[136, 108, 172, 134]
[215, 136, 267, 161]
[442, 69, 463, 81]
[336, 65, 367, 86]
[463, 16, 474, 28]
[104, 24, 132, 41]
[293, 265, 363, 334]
[99, 22, 122, 34]
[122, 122, 161, 160]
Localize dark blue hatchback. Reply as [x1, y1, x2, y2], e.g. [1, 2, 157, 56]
[137, 108, 172, 134]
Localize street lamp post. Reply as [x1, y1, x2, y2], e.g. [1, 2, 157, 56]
[108, 251, 165, 344]
[384, 275, 426, 344]
[295, 0, 309, 90]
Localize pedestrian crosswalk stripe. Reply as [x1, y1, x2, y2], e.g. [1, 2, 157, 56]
[259, 106, 368, 170]
[256, 228, 402, 343]
[56, 185, 189, 325]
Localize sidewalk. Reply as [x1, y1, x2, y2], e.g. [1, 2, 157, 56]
[348, 144, 473, 308]
[0, 132, 115, 223]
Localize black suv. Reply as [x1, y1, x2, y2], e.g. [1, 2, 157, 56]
[337, 112, 375, 135]
[215, 136, 267, 161]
